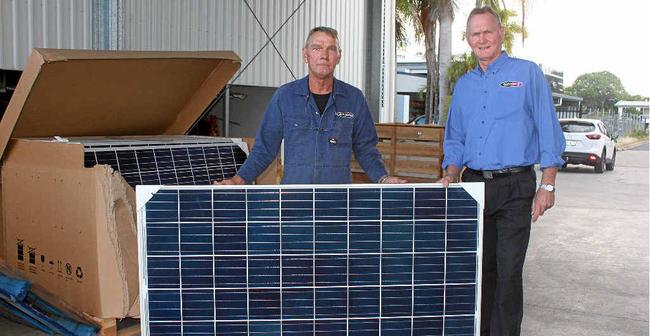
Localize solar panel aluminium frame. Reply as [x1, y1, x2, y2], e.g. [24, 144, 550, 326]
[136, 183, 484, 336]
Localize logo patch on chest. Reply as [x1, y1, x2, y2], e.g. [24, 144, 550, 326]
[499, 81, 524, 88]
[336, 111, 355, 119]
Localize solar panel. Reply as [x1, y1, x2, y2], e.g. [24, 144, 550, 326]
[137, 184, 484, 336]
[79, 136, 247, 187]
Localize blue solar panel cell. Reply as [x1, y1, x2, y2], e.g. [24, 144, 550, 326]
[138, 184, 483, 336]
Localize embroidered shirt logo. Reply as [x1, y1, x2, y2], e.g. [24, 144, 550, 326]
[335, 111, 355, 119]
[499, 81, 524, 88]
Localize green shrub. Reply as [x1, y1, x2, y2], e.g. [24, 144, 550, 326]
[627, 128, 649, 139]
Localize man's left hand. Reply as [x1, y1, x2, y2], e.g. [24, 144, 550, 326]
[380, 176, 407, 184]
[531, 188, 555, 222]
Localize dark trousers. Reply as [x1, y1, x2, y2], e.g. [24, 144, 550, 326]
[462, 167, 537, 336]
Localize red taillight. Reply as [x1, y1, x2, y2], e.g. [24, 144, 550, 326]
[588, 155, 598, 161]
[585, 133, 601, 140]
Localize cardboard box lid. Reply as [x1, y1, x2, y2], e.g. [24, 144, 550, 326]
[0, 48, 241, 159]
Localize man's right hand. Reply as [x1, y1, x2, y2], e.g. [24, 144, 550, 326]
[213, 175, 247, 185]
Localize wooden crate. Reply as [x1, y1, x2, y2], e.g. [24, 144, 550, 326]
[352, 123, 444, 183]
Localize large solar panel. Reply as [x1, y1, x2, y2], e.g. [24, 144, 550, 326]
[79, 136, 247, 187]
[137, 184, 483, 336]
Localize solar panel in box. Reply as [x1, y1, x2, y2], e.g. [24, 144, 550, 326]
[137, 184, 484, 336]
[81, 136, 247, 187]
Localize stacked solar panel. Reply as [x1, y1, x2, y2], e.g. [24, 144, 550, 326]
[80, 136, 247, 187]
[138, 184, 483, 336]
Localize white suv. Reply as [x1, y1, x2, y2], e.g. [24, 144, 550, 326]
[560, 118, 616, 173]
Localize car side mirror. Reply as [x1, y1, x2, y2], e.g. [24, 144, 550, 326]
[611, 134, 619, 142]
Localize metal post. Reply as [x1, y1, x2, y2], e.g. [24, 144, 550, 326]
[224, 85, 230, 137]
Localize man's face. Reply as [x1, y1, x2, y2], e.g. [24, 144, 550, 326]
[467, 13, 504, 68]
[302, 31, 341, 79]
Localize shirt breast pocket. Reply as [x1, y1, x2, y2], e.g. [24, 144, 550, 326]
[494, 86, 526, 119]
[284, 116, 311, 144]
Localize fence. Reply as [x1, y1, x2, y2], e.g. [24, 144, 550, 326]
[556, 110, 582, 119]
[586, 111, 648, 137]
[557, 110, 648, 137]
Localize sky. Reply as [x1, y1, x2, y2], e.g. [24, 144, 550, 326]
[398, 0, 650, 97]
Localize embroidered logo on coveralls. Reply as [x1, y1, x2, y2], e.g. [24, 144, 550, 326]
[335, 111, 355, 119]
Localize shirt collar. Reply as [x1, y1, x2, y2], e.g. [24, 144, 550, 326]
[472, 51, 509, 75]
[294, 75, 345, 97]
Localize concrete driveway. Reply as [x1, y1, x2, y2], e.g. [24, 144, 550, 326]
[522, 142, 649, 335]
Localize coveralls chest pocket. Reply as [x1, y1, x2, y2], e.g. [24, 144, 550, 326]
[283, 116, 311, 145]
[329, 116, 354, 165]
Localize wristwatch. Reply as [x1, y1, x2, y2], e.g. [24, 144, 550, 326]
[539, 183, 555, 192]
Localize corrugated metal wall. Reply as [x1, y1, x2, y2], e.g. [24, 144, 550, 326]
[1, 0, 376, 94]
[121, 0, 368, 89]
[0, 0, 93, 70]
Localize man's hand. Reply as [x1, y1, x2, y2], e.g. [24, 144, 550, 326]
[378, 175, 407, 184]
[380, 176, 407, 184]
[437, 175, 459, 188]
[532, 167, 558, 222]
[213, 175, 247, 185]
[436, 165, 461, 188]
[531, 188, 555, 222]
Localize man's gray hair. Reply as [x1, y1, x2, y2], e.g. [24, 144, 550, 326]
[304, 26, 341, 50]
[466, 6, 503, 33]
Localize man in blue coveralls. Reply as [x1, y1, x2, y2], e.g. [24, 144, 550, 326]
[438, 7, 565, 336]
[216, 26, 404, 185]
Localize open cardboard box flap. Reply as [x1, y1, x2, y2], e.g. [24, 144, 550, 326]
[0, 48, 241, 159]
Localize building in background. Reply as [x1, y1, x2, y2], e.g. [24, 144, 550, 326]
[539, 64, 583, 117]
[395, 61, 427, 123]
[0, 0, 397, 136]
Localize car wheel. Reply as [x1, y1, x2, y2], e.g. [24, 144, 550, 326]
[606, 149, 616, 171]
[594, 149, 605, 173]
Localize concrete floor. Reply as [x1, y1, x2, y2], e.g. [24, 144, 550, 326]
[1, 142, 648, 335]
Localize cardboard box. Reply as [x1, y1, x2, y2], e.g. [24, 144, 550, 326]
[0, 48, 242, 318]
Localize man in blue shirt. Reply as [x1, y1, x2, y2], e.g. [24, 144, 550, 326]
[217, 26, 404, 185]
[439, 7, 565, 336]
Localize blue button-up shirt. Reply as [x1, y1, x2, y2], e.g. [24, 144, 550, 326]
[443, 52, 565, 170]
[237, 76, 387, 184]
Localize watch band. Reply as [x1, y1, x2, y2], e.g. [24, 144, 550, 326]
[539, 183, 555, 192]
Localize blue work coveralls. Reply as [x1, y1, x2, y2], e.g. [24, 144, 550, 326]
[236, 76, 387, 184]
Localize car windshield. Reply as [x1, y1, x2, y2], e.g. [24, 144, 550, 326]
[560, 121, 596, 133]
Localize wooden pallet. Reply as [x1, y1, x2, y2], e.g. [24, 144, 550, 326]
[353, 123, 444, 183]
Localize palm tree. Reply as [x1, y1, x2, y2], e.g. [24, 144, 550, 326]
[396, 0, 458, 124]
[437, 0, 454, 124]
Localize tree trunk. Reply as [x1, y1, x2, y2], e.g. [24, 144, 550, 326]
[437, 1, 453, 124]
[422, 5, 438, 124]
